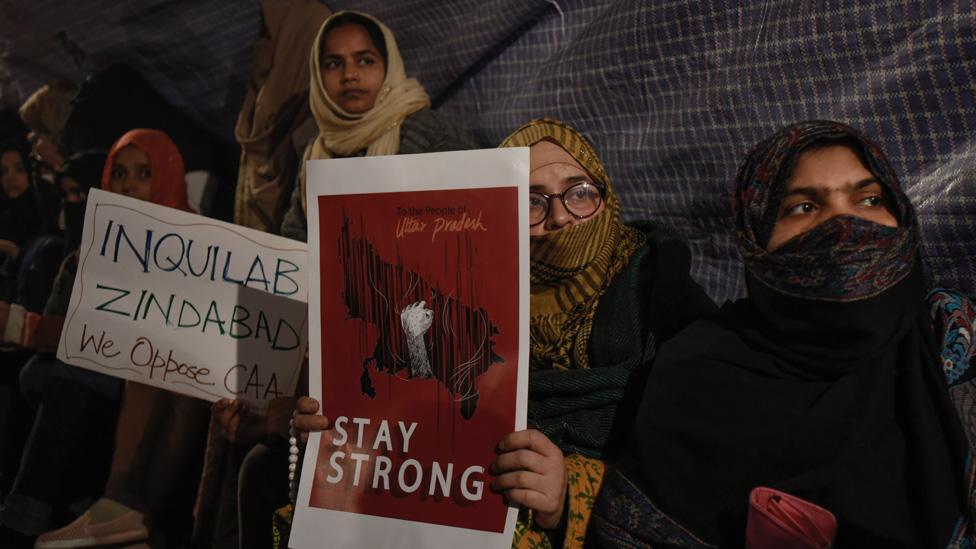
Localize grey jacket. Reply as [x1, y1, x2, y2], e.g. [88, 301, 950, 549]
[280, 108, 480, 243]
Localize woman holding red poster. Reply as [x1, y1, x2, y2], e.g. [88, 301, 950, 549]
[257, 9, 479, 548]
[297, 118, 716, 548]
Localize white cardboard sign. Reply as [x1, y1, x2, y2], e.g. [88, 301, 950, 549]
[58, 188, 308, 406]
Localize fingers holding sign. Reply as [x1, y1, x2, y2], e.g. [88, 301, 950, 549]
[295, 396, 331, 445]
[212, 398, 248, 444]
[490, 429, 567, 529]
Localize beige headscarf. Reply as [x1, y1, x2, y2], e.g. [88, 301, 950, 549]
[234, 0, 331, 232]
[299, 10, 431, 212]
[18, 83, 76, 145]
[501, 119, 645, 370]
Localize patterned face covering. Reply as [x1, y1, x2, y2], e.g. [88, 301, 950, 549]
[501, 118, 645, 370]
[732, 120, 919, 301]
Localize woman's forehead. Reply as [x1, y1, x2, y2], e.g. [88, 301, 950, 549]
[529, 141, 582, 171]
[787, 145, 873, 188]
[323, 24, 378, 55]
[529, 163, 592, 195]
[114, 144, 149, 163]
[530, 161, 588, 180]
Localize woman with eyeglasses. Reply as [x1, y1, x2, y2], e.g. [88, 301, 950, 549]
[491, 119, 717, 547]
[295, 118, 716, 548]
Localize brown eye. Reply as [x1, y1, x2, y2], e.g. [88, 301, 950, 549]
[566, 182, 599, 203]
[784, 202, 817, 217]
[110, 166, 126, 180]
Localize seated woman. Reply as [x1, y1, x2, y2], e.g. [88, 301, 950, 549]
[0, 150, 109, 542]
[279, 9, 478, 241]
[0, 138, 61, 316]
[234, 10, 479, 549]
[32, 129, 206, 548]
[295, 118, 717, 548]
[0, 138, 61, 503]
[589, 120, 974, 548]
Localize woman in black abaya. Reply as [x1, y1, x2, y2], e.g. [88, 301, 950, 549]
[589, 120, 974, 548]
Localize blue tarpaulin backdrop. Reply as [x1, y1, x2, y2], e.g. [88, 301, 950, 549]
[2, 0, 973, 303]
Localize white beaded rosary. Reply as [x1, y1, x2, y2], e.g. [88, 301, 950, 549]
[288, 410, 300, 503]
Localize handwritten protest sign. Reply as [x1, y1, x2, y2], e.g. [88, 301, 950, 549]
[57, 189, 308, 406]
[290, 149, 529, 548]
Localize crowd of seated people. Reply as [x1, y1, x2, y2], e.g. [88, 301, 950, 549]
[0, 6, 973, 549]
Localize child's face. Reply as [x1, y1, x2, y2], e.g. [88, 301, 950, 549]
[109, 145, 153, 202]
[767, 145, 897, 251]
[1, 150, 30, 199]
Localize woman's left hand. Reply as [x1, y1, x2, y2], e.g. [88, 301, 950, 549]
[490, 429, 567, 529]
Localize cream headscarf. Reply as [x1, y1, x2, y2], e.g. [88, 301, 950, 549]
[233, 0, 331, 232]
[18, 83, 76, 145]
[299, 10, 431, 212]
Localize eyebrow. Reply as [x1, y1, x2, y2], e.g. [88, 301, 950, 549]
[323, 50, 378, 59]
[783, 177, 880, 199]
[529, 175, 593, 192]
[112, 162, 151, 170]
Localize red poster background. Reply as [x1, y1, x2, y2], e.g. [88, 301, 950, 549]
[311, 187, 519, 532]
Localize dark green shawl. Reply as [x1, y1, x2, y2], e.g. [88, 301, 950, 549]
[527, 223, 716, 458]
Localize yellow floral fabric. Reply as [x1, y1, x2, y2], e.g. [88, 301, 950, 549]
[512, 454, 607, 548]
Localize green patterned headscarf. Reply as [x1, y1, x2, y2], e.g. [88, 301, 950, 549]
[501, 118, 644, 370]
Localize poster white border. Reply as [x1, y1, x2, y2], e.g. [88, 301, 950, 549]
[291, 148, 530, 548]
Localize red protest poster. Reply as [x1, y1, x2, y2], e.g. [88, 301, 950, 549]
[291, 149, 528, 548]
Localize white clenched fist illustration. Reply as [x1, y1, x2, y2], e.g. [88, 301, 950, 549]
[400, 301, 434, 338]
[401, 301, 433, 378]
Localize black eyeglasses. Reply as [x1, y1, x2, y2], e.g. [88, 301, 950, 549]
[529, 181, 604, 227]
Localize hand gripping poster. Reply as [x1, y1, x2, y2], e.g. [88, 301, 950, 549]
[290, 148, 529, 548]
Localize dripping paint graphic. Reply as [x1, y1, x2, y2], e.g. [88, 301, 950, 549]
[310, 181, 520, 533]
[338, 212, 504, 419]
